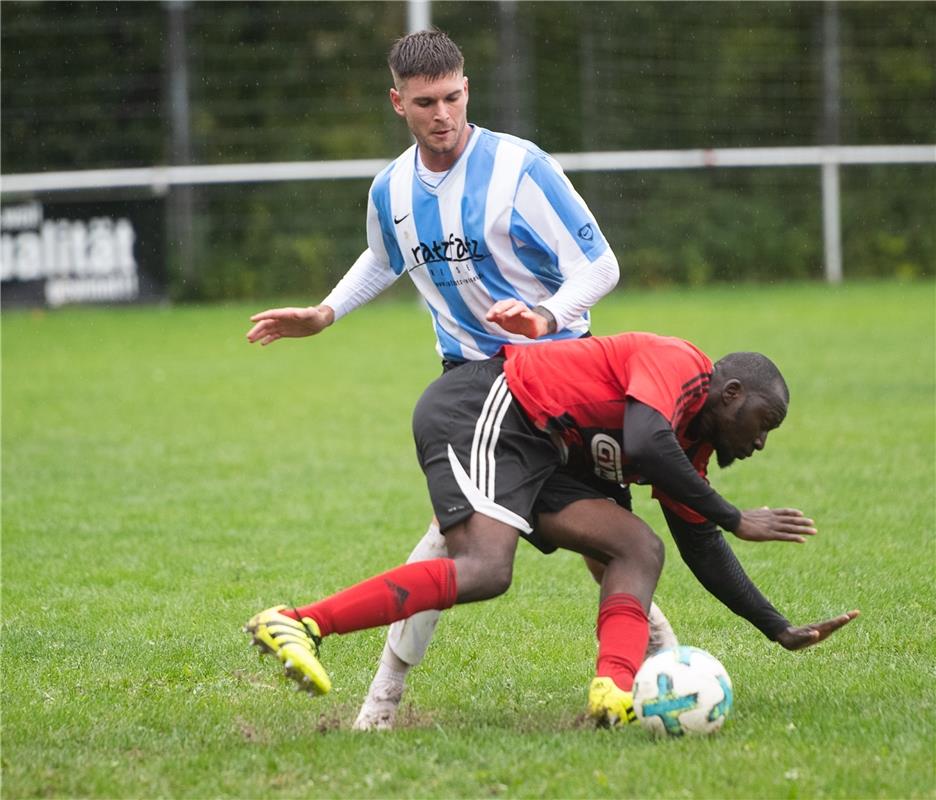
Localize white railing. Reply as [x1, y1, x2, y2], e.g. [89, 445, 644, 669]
[2, 144, 933, 283]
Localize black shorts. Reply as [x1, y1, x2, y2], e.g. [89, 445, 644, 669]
[415, 358, 633, 554]
[532, 471, 633, 516]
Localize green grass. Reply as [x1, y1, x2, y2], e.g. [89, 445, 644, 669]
[2, 280, 934, 799]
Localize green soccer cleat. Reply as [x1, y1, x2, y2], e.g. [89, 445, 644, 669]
[245, 606, 332, 695]
[587, 676, 637, 728]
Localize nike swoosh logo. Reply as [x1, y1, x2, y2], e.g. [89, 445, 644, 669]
[393, 213, 410, 225]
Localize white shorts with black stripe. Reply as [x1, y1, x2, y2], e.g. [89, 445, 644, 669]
[412, 357, 562, 550]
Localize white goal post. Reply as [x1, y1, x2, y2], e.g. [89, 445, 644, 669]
[2, 144, 933, 283]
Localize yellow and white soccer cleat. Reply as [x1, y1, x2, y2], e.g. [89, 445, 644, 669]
[587, 676, 637, 728]
[244, 605, 289, 652]
[245, 605, 332, 695]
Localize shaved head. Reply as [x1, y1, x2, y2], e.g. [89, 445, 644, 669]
[704, 352, 789, 468]
[714, 351, 789, 407]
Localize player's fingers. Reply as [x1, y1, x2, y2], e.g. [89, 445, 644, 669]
[248, 320, 279, 341]
[787, 523, 816, 533]
[782, 523, 816, 535]
[253, 307, 305, 323]
[250, 308, 287, 322]
[799, 611, 858, 647]
[486, 299, 519, 318]
[500, 305, 527, 319]
[766, 531, 807, 543]
[771, 508, 810, 519]
[774, 514, 815, 526]
[815, 610, 860, 636]
[772, 513, 816, 533]
[487, 312, 516, 327]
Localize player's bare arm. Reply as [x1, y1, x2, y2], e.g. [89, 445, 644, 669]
[775, 610, 861, 650]
[485, 299, 556, 339]
[246, 305, 335, 346]
[733, 507, 818, 543]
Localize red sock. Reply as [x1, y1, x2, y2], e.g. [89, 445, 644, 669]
[281, 558, 458, 637]
[595, 593, 649, 692]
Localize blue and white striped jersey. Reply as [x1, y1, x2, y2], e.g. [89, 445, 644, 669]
[366, 125, 612, 362]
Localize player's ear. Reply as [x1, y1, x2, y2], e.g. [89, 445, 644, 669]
[721, 379, 743, 405]
[389, 87, 405, 117]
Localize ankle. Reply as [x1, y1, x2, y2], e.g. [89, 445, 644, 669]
[378, 645, 411, 683]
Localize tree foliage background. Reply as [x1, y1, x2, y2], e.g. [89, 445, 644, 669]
[2, 1, 933, 299]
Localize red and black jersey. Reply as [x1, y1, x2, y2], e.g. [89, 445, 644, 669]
[502, 332, 715, 522]
[498, 333, 789, 640]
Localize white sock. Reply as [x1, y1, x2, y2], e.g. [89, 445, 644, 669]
[374, 641, 410, 688]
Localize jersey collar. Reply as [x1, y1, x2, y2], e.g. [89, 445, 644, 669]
[413, 124, 481, 193]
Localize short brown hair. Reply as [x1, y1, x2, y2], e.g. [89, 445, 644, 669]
[388, 29, 464, 86]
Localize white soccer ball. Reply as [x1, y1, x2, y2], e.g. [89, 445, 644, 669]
[633, 646, 733, 737]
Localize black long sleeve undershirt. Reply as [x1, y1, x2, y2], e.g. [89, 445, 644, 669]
[622, 400, 742, 531]
[619, 399, 788, 639]
[661, 505, 790, 640]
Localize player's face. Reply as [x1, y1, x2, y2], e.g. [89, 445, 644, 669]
[713, 392, 786, 469]
[390, 72, 470, 171]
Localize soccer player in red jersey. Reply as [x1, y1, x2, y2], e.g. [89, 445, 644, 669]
[246, 332, 859, 727]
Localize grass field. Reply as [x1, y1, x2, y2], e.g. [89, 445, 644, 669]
[2, 280, 934, 799]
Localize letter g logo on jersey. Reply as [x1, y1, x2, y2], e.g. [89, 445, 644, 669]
[591, 433, 623, 483]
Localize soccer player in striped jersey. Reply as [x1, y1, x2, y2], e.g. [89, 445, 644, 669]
[245, 29, 676, 731]
[245, 333, 859, 727]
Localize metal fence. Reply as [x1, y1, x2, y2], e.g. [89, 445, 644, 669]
[2, 2, 933, 305]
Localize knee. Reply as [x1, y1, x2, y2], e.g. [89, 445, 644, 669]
[650, 531, 666, 573]
[611, 519, 664, 576]
[636, 525, 665, 577]
[454, 557, 513, 602]
[478, 560, 514, 599]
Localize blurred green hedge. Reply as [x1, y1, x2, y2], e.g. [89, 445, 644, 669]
[3, 2, 932, 299]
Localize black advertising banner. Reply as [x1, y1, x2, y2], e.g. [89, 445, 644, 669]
[1, 198, 166, 308]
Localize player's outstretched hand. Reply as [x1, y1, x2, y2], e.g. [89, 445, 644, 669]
[734, 507, 818, 543]
[246, 305, 335, 346]
[485, 299, 550, 339]
[776, 610, 861, 650]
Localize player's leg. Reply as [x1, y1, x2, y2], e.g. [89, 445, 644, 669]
[356, 488, 678, 733]
[245, 555, 459, 694]
[250, 358, 546, 702]
[539, 475, 678, 657]
[248, 367, 468, 697]
[387, 521, 449, 663]
[536, 497, 665, 727]
[646, 602, 678, 653]
[582, 555, 677, 654]
[575, 478, 678, 655]
[247, 512, 519, 695]
[354, 518, 448, 731]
